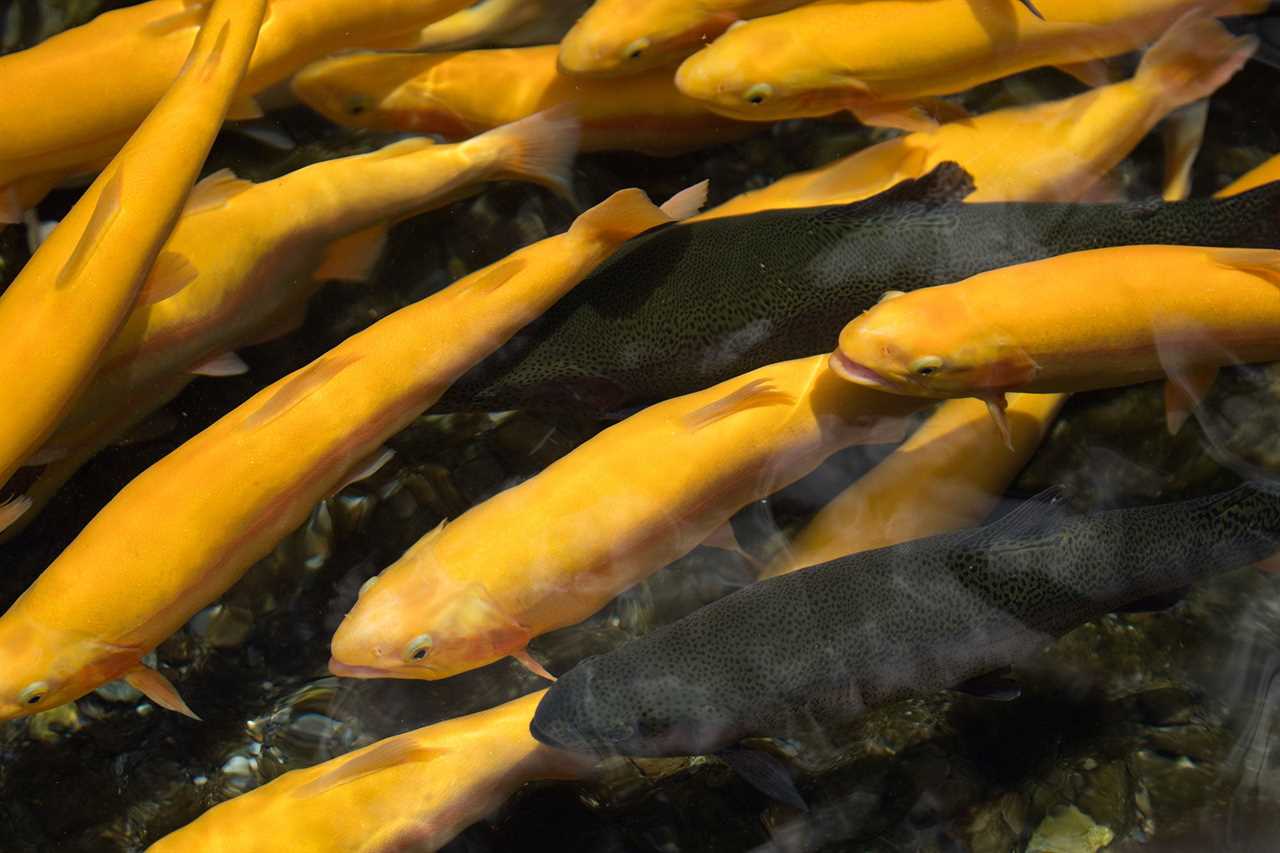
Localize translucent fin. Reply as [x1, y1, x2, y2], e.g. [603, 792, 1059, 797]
[138, 251, 198, 305]
[241, 354, 359, 431]
[1211, 248, 1280, 284]
[954, 667, 1022, 701]
[983, 394, 1014, 451]
[475, 107, 581, 202]
[660, 180, 710, 221]
[849, 101, 938, 133]
[184, 168, 253, 216]
[1055, 59, 1114, 88]
[23, 446, 68, 467]
[1164, 365, 1218, 434]
[227, 95, 265, 121]
[718, 748, 807, 811]
[336, 447, 395, 493]
[513, 648, 557, 681]
[0, 187, 24, 223]
[568, 188, 677, 242]
[313, 226, 389, 283]
[142, 3, 207, 36]
[1019, 0, 1044, 19]
[1136, 10, 1256, 113]
[0, 495, 32, 534]
[1161, 101, 1208, 202]
[682, 378, 795, 430]
[190, 351, 249, 377]
[702, 522, 763, 572]
[292, 738, 445, 798]
[124, 666, 199, 720]
[57, 168, 124, 288]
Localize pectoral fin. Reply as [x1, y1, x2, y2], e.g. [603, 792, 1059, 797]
[718, 747, 807, 811]
[227, 95, 264, 121]
[184, 168, 253, 216]
[138, 251, 198, 306]
[124, 665, 199, 720]
[336, 446, 395, 493]
[683, 379, 795, 430]
[1163, 366, 1218, 434]
[983, 394, 1014, 451]
[0, 495, 32, 534]
[512, 648, 557, 682]
[313, 225, 389, 283]
[292, 737, 445, 798]
[1019, 0, 1045, 19]
[190, 351, 249, 377]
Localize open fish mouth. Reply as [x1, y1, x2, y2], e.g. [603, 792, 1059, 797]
[828, 350, 901, 391]
[327, 657, 398, 679]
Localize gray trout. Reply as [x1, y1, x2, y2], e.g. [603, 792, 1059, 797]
[440, 164, 1280, 415]
[531, 482, 1280, 767]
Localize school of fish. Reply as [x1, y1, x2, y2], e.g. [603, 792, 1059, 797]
[2, 0, 1280, 849]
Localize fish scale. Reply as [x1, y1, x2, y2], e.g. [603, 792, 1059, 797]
[531, 482, 1280, 758]
[441, 164, 1280, 415]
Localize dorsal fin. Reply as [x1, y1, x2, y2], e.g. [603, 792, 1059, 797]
[682, 378, 796, 431]
[137, 250, 198, 306]
[825, 161, 975, 218]
[292, 737, 444, 799]
[57, 167, 124, 288]
[241, 354, 358, 431]
[184, 168, 253, 217]
[973, 486, 1072, 542]
[142, 2, 207, 36]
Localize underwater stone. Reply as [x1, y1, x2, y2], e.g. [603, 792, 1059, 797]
[1026, 805, 1114, 853]
[25, 703, 81, 744]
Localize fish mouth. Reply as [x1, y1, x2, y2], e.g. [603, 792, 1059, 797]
[328, 657, 397, 679]
[828, 350, 901, 391]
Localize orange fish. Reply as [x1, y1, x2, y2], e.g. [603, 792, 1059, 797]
[291, 44, 757, 155]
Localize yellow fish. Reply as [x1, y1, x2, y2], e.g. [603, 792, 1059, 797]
[0, 0, 266, 533]
[3, 110, 577, 540]
[415, 0, 590, 51]
[674, 0, 1266, 129]
[291, 45, 756, 155]
[0, 182, 704, 721]
[832, 245, 1280, 442]
[763, 393, 1066, 577]
[558, 0, 810, 76]
[148, 691, 590, 853]
[1218, 152, 1280, 198]
[694, 11, 1253, 219]
[329, 355, 927, 683]
[0, 0, 475, 219]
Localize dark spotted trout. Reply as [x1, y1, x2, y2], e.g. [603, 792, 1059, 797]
[440, 163, 1280, 415]
[531, 482, 1280, 780]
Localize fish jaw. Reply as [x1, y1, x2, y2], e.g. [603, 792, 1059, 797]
[827, 349, 912, 394]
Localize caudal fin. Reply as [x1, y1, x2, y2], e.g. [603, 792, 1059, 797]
[568, 179, 709, 243]
[1137, 11, 1256, 111]
[473, 107, 581, 203]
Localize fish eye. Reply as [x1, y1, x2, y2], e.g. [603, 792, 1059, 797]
[624, 37, 650, 60]
[19, 681, 49, 706]
[405, 633, 433, 662]
[744, 83, 773, 105]
[910, 355, 945, 376]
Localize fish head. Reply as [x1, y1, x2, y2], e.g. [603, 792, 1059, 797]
[290, 53, 426, 131]
[831, 288, 1039, 398]
[329, 550, 531, 681]
[0, 617, 137, 720]
[675, 19, 857, 121]
[559, 0, 739, 76]
[530, 652, 737, 758]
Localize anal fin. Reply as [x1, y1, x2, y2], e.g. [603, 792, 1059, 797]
[190, 351, 249, 377]
[1055, 59, 1116, 88]
[0, 495, 32, 534]
[313, 225, 389, 283]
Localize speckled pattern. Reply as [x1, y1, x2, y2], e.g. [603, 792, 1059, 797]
[442, 166, 1280, 415]
[531, 482, 1280, 758]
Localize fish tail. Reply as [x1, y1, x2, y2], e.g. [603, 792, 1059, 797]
[567, 181, 706, 243]
[1136, 11, 1256, 111]
[469, 107, 581, 204]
